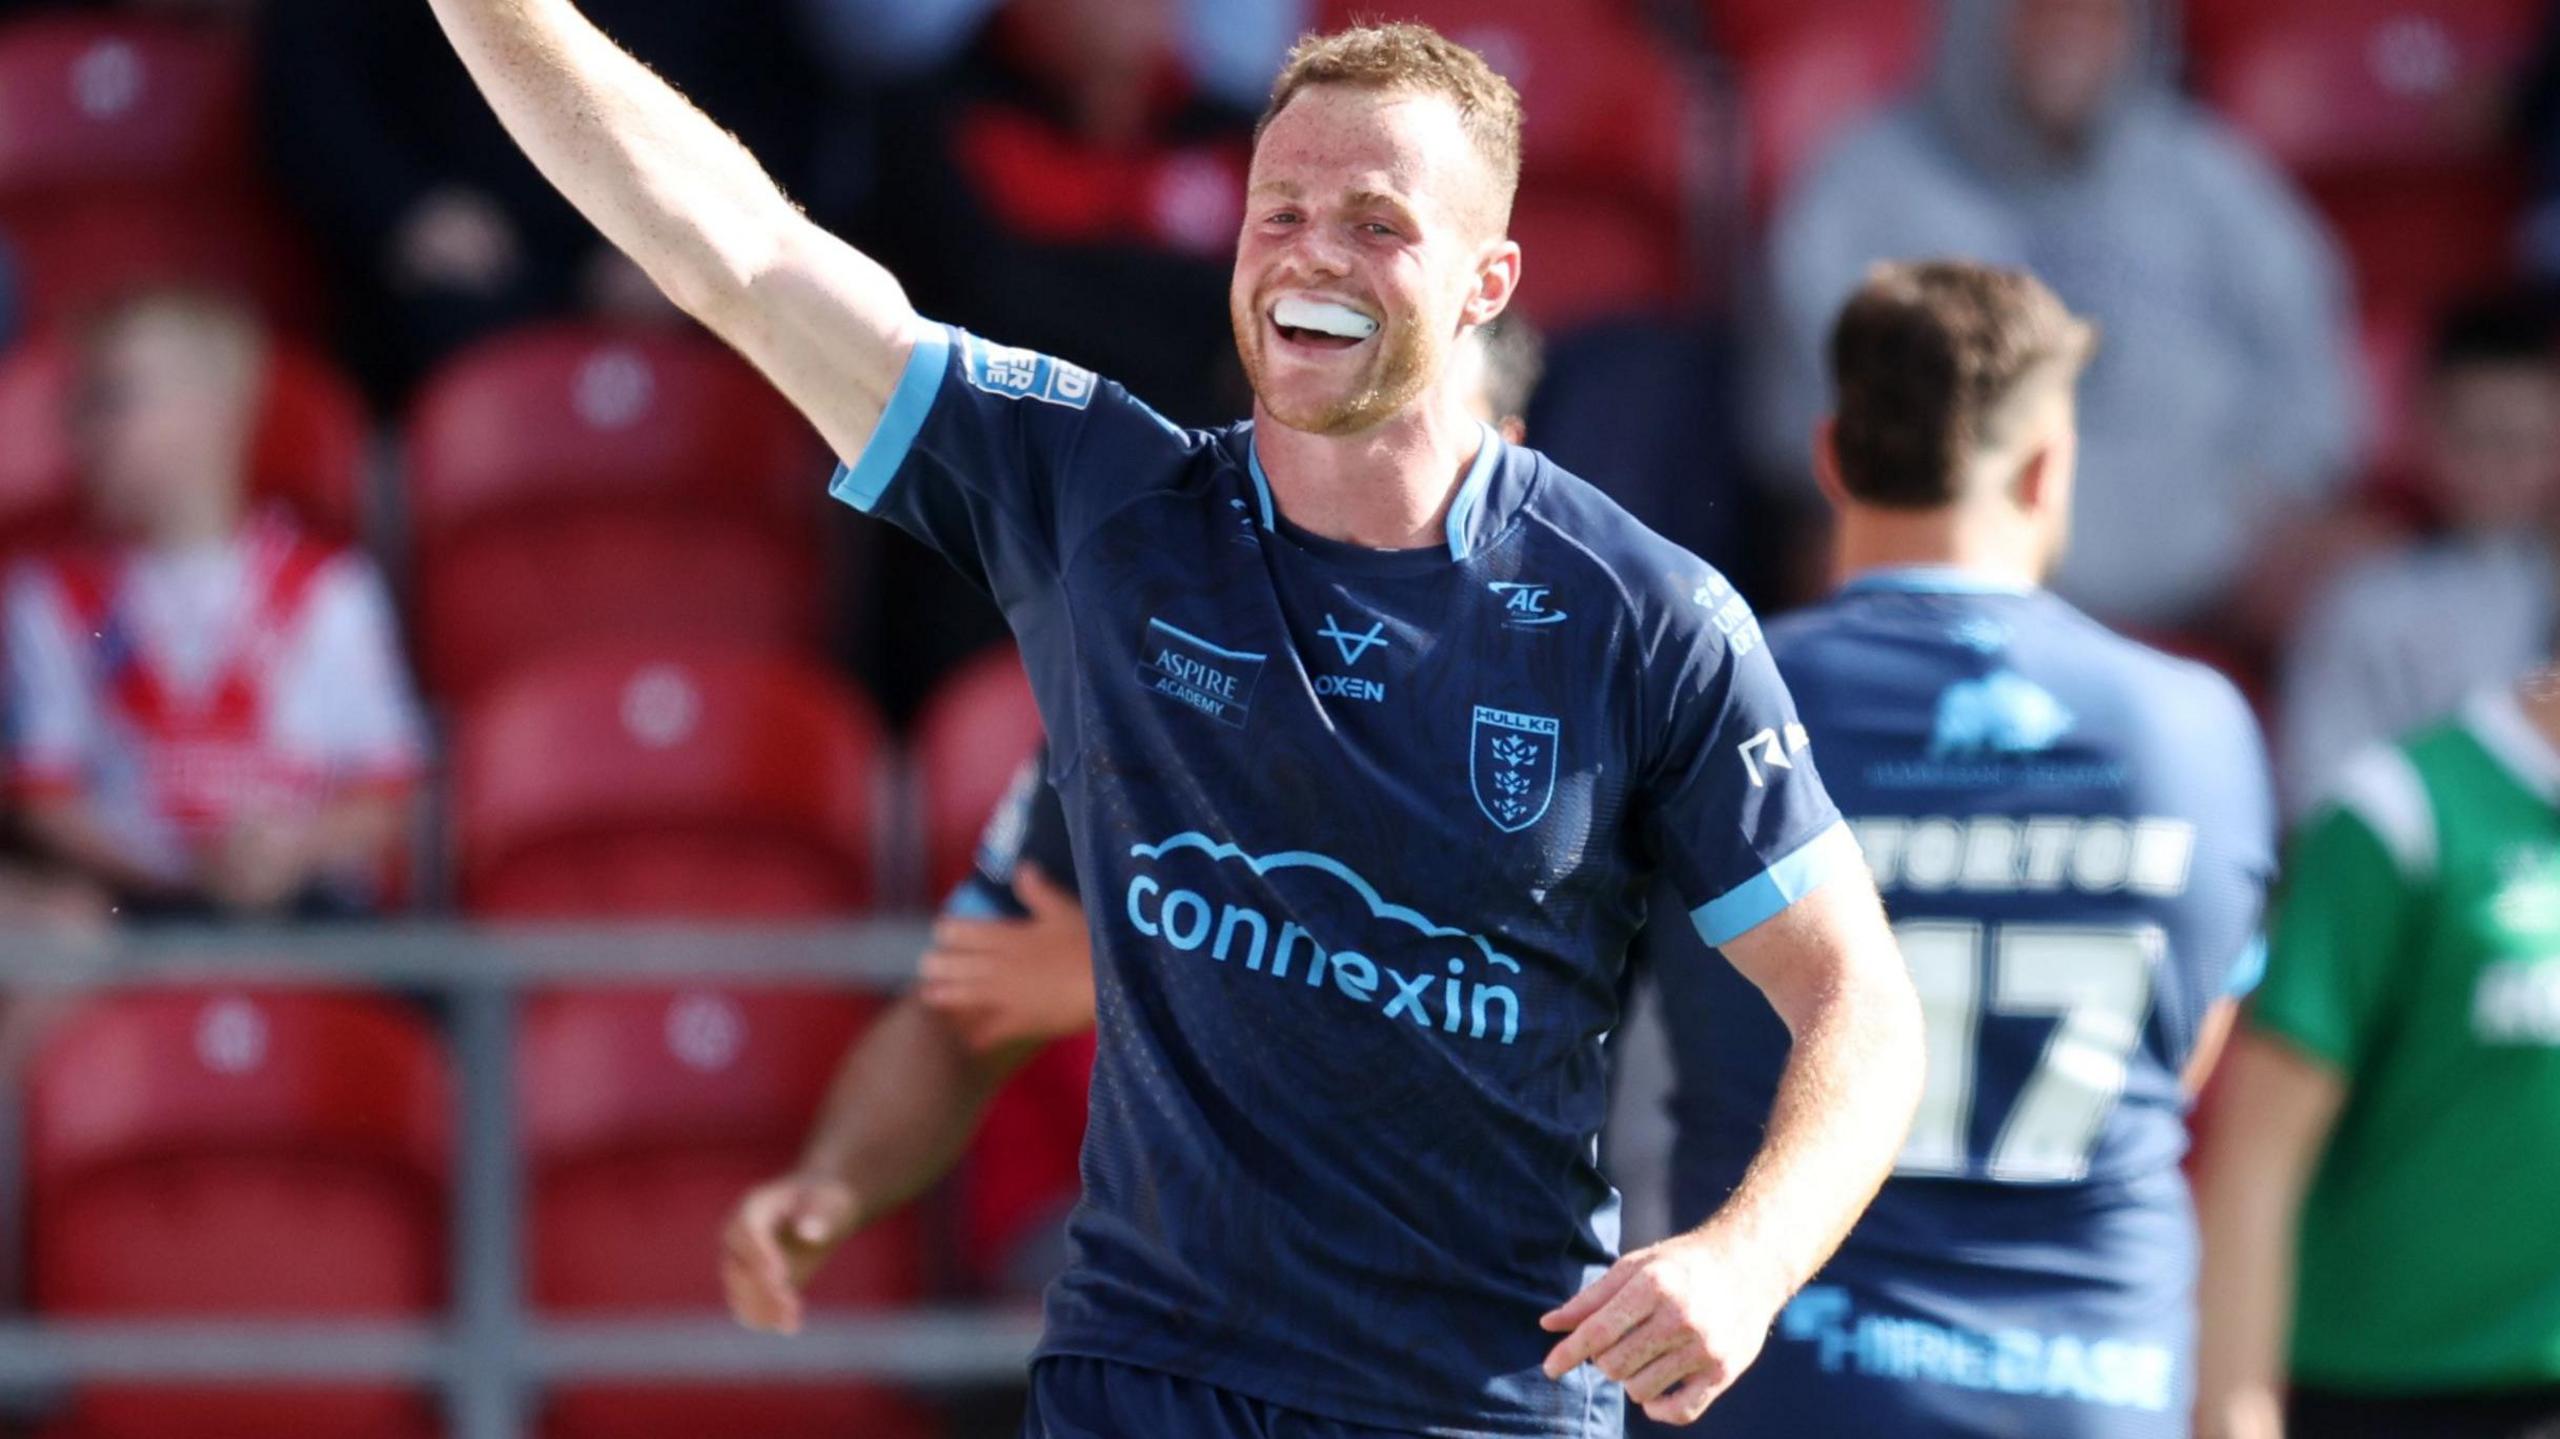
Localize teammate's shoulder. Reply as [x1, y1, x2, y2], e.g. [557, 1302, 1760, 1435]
[2044, 598, 2256, 724]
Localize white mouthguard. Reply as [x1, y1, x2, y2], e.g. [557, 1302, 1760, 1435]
[1274, 295, 1380, 341]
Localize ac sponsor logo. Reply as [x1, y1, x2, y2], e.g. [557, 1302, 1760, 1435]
[1121, 833, 1526, 1045]
[1139, 618, 1265, 728]
[1488, 581, 1569, 627]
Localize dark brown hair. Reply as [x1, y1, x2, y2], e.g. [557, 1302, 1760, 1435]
[1827, 260, 2095, 508]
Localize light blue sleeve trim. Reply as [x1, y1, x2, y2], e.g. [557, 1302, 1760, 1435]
[1691, 820, 1863, 947]
[1444, 421, 1502, 560]
[939, 881, 1014, 920]
[1242, 430, 1277, 529]
[827, 325, 953, 513]
[2222, 935, 2269, 1000]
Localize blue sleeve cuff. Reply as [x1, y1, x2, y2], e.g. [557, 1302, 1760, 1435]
[940, 878, 1016, 920]
[828, 324, 952, 513]
[2222, 934, 2269, 1000]
[1691, 820, 1864, 947]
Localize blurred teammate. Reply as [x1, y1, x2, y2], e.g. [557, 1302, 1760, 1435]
[428, 6, 1923, 1432]
[2195, 658, 2560, 1435]
[1642, 261, 2275, 1438]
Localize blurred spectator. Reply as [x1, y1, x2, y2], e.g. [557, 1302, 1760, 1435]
[253, 0, 834, 398]
[2280, 293, 2560, 819]
[1754, 0, 2364, 634]
[797, 0, 1301, 112]
[845, 0, 1263, 718]
[2196, 668, 2560, 1438]
[856, 0, 1254, 425]
[2, 289, 423, 919]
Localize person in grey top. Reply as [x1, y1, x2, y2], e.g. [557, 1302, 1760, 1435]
[2279, 295, 2560, 820]
[1753, 0, 2361, 632]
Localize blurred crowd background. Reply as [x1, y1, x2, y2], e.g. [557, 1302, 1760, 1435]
[0, 0, 2550, 1434]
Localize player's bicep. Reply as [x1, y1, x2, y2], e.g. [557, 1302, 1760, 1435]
[716, 219, 929, 468]
[1719, 871, 1899, 1036]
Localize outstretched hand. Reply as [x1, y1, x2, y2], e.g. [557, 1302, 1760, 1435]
[1539, 1228, 1790, 1426]
[720, 1171, 858, 1335]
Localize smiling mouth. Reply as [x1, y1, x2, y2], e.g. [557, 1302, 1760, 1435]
[1269, 295, 1379, 352]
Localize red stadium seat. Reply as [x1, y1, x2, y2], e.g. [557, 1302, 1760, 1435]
[2196, 0, 2539, 175]
[958, 1033, 1093, 1296]
[0, 333, 367, 554]
[912, 646, 1042, 904]
[1731, 0, 1932, 212]
[1316, 0, 1711, 325]
[454, 646, 890, 917]
[26, 989, 450, 1439]
[522, 986, 936, 1439]
[405, 323, 828, 700]
[2316, 166, 2524, 317]
[0, 17, 252, 201]
[0, 19, 324, 334]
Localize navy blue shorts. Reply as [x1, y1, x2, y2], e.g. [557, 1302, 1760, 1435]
[1628, 1273, 2191, 1439]
[1022, 1356, 1431, 1439]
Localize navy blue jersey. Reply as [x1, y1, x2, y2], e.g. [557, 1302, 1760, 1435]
[1650, 570, 2274, 1435]
[947, 745, 1078, 919]
[835, 324, 1853, 1436]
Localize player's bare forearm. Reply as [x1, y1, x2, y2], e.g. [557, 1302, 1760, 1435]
[794, 993, 1033, 1229]
[1704, 876, 1923, 1294]
[421, 0, 921, 460]
[1542, 876, 1917, 1425]
[2192, 1028, 2345, 1439]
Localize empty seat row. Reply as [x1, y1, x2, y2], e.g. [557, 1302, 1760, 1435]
[21, 985, 976, 1439]
[456, 642, 1036, 919]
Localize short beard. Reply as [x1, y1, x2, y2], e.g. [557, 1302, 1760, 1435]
[1232, 294, 1436, 437]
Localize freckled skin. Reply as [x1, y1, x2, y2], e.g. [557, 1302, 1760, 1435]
[1229, 86, 1507, 437]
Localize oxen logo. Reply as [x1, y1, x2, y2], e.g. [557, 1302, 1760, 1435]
[1472, 706, 1560, 832]
[1929, 671, 2075, 759]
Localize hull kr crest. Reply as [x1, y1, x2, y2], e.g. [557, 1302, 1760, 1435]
[1472, 706, 1560, 832]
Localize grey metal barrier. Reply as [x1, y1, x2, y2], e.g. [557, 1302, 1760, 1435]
[0, 923, 1048, 1439]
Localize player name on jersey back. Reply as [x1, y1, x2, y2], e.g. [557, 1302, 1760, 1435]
[1852, 814, 2196, 897]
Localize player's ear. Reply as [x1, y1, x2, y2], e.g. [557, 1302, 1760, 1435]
[1461, 238, 1522, 329]
[1810, 418, 1852, 511]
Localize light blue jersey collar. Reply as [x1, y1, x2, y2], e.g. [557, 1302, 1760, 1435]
[1838, 565, 2038, 598]
[1245, 421, 1505, 561]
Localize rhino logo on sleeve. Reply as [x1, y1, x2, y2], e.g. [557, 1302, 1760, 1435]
[1929, 671, 2075, 759]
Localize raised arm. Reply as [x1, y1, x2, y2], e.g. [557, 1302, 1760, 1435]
[422, 0, 925, 462]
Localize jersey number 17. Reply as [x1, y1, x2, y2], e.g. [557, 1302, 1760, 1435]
[1892, 920, 2162, 1184]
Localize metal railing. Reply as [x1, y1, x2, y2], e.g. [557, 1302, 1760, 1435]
[0, 923, 1045, 1439]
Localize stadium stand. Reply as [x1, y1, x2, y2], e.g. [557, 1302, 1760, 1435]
[453, 647, 890, 918]
[403, 324, 827, 702]
[2197, 0, 2539, 450]
[1318, 0, 1713, 329]
[1714, 0, 1931, 211]
[520, 985, 938, 1439]
[0, 15, 321, 332]
[26, 988, 451, 1439]
[909, 646, 1041, 906]
[0, 330, 367, 554]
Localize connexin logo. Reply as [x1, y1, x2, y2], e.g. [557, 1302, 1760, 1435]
[1122, 833, 1526, 1044]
